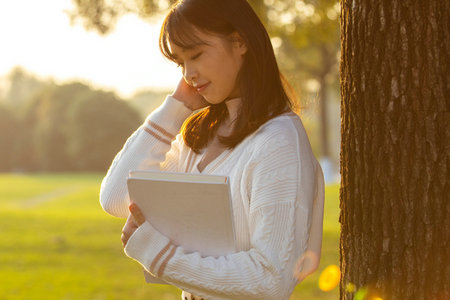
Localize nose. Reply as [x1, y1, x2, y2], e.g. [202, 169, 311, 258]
[183, 62, 198, 85]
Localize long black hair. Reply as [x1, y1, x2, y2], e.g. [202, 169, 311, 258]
[160, 0, 296, 152]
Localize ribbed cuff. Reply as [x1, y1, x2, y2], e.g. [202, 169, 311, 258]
[146, 96, 193, 136]
[124, 222, 172, 274]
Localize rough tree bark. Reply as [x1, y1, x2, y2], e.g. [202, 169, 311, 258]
[339, 0, 449, 299]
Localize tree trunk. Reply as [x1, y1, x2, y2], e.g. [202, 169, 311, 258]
[339, 0, 449, 299]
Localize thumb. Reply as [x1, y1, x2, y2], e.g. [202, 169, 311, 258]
[129, 203, 146, 226]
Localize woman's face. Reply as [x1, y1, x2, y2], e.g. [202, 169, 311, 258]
[169, 30, 247, 104]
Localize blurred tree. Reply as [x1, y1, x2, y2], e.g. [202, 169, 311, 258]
[12, 94, 43, 171]
[67, 91, 142, 171]
[32, 83, 92, 171]
[68, 0, 340, 162]
[340, 0, 449, 299]
[12, 81, 142, 172]
[0, 104, 18, 171]
[4, 67, 48, 108]
[128, 89, 171, 119]
[67, 0, 177, 34]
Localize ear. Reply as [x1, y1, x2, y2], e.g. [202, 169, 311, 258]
[230, 31, 247, 56]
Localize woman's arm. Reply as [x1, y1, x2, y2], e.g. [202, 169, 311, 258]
[100, 78, 208, 218]
[124, 128, 320, 300]
[99, 96, 193, 218]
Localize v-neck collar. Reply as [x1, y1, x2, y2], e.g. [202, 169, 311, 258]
[185, 111, 296, 175]
[192, 97, 241, 174]
[193, 147, 232, 174]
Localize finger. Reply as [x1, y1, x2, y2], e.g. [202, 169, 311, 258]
[121, 232, 129, 247]
[122, 215, 138, 247]
[129, 203, 146, 226]
[122, 222, 132, 247]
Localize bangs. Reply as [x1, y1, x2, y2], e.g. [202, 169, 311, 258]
[159, 10, 210, 62]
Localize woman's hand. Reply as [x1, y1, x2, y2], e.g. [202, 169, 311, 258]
[121, 203, 146, 248]
[171, 78, 210, 111]
[293, 250, 320, 281]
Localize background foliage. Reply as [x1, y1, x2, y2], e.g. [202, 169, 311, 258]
[0, 68, 142, 172]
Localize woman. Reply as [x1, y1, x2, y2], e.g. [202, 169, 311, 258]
[100, 0, 324, 299]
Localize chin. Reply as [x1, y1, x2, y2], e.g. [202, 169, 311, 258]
[203, 96, 224, 105]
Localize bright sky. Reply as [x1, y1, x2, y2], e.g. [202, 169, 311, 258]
[0, 0, 180, 98]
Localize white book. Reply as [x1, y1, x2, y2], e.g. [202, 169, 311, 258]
[127, 170, 236, 284]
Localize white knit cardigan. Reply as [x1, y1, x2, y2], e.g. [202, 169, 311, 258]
[100, 96, 325, 300]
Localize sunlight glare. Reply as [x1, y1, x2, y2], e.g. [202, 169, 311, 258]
[354, 287, 368, 300]
[0, 0, 179, 98]
[318, 264, 340, 292]
[345, 282, 356, 293]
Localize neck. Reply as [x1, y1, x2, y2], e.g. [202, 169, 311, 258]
[224, 97, 241, 122]
[215, 97, 241, 137]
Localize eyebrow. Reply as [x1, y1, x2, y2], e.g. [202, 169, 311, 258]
[170, 43, 205, 59]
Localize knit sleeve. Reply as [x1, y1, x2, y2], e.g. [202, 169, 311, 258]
[124, 127, 315, 300]
[99, 96, 192, 218]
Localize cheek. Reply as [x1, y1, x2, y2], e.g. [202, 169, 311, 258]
[222, 58, 242, 88]
[217, 53, 241, 78]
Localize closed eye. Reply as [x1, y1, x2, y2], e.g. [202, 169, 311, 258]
[191, 52, 202, 60]
[174, 52, 202, 68]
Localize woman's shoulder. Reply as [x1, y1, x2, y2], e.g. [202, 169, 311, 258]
[241, 112, 298, 153]
[242, 111, 314, 157]
[252, 112, 303, 140]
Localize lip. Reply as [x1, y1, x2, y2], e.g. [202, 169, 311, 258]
[195, 82, 210, 92]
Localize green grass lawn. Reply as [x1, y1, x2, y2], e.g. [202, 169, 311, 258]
[0, 173, 340, 299]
